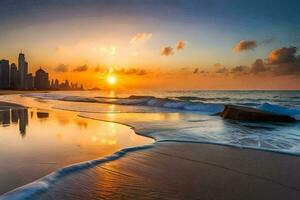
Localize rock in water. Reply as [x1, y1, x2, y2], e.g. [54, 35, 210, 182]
[220, 105, 296, 122]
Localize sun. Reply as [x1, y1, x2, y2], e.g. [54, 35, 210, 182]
[107, 75, 117, 85]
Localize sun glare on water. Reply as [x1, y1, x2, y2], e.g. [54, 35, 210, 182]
[107, 75, 117, 85]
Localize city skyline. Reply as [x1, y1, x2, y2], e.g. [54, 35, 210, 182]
[0, 52, 84, 90]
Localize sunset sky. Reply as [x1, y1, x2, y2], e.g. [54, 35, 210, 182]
[0, 0, 299, 90]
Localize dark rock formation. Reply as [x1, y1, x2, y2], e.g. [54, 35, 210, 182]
[220, 105, 296, 122]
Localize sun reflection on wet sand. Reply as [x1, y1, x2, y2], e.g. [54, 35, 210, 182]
[0, 107, 153, 195]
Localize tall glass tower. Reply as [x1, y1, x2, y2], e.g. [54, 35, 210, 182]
[18, 53, 28, 89]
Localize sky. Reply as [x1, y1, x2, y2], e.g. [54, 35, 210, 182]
[0, 0, 300, 90]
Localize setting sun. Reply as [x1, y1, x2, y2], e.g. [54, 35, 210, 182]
[107, 75, 117, 85]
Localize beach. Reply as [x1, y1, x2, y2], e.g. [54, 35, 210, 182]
[37, 142, 300, 200]
[0, 91, 299, 199]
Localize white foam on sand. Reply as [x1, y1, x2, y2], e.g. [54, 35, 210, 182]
[0, 145, 154, 200]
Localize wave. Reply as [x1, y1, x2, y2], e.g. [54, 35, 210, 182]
[257, 103, 300, 120]
[0, 144, 154, 200]
[22, 93, 300, 120]
[78, 113, 300, 156]
[23, 93, 225, 114]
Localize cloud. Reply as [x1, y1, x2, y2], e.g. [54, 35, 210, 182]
[231, 65, 249, 73]
[233, 40, 257, 53]
[268, 46, 297, 64]
[99, 46, 117, 55]
[251, 59, 267, 74]
[130, 32, 152, 43]
[266, 46, 300, 76]
[273, 57, 300, 76]
[213, 63, 222, 68]
[54, 64, 68, 72]
[160, 46, 174, 56]
[73, 64, 88, 72]
[94, 67, 104, 73]
[216, 67, 228, 73]
[193, 68, 199, 74]
[115, 68, 148, 76]
[176, 41, 186, 50]
[273, 60, 300, 75]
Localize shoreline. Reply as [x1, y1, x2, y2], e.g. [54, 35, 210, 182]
[0, 95, 299, 199]
[79, 114, 300, 156]
[33, 142, 300, 200]
[0, 100, 153, 198]
[3, 135, 300, 199]
[1, 112, 300, 199]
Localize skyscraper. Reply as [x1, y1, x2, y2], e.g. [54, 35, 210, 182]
[0, 59, 10, 89]
[34, 68, 49, 89]
[25, 73, 34, 89]
[10, 63, 18, 89]
[18, 53, 28, 89]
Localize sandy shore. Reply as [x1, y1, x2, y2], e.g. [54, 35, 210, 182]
[37, 142, 300, 200]
[1, 95, 299, 199]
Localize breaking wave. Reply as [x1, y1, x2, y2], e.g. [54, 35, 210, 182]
[257, 103, 300, 120]
[22, 93, 300, 119]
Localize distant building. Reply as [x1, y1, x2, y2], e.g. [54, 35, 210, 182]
[25, 73, 34, 90]
[34, 68, 49, 89]
[10, 63, 18, 89]
[0, 59, 10, 89]
[18, 53, 28, 89]
[65, 80, 70, 89]
[54, 79, 59, 89]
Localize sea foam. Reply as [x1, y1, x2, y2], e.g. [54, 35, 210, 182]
[0, 145, 153, 200]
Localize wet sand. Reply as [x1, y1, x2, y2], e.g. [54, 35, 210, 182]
[0, 101, 152, 196]
[38, 142, 300, 200]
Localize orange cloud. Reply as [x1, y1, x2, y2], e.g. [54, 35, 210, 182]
[176, 41, 186, 50]
[130, 32, 152, 43]
[231, 65, 249, 74]
[114, 68, 148, 76]
[73, 64, 88, 72]
[251, 59, 267, 74]
[268, 46, 297, 64]
[233, 40, 257, 53]
[54, 64, 69, 72]
[160, 46, 174, 56]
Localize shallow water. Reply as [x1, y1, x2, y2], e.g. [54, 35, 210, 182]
[0, 106, 152, 195]
[79, 112, 300, 154]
